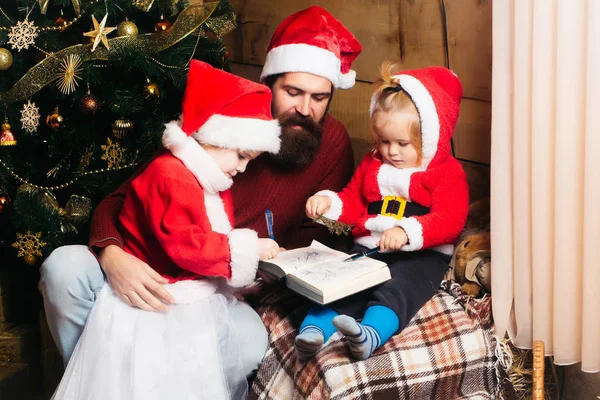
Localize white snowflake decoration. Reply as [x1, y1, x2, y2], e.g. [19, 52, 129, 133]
[20, 100, 40, 133]
[8, 18, 38, 52]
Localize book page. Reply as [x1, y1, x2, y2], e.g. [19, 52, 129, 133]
[265, 240, 347, 275]
[289, 256, 387, 288]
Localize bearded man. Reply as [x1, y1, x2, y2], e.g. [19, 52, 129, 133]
[40, 6, 361, 379]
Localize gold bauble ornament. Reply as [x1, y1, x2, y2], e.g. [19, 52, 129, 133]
[112, 118, 133, 139]
[155, 15, 171, 32]
[117, 19, 138, 37]
[0, 48, 13, 70]
[24, 254, 37, 266]
[144, 79, 160, 99]
[0, 194, 10, 213]
[79, 91, 100, 115]
[46, 106, 64, 130]
[0, 119, 16, 146]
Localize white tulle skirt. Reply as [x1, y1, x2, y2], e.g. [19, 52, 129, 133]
[52, 280, 248, 400]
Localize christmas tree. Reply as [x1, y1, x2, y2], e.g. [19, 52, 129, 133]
[0, 0, 235, 266]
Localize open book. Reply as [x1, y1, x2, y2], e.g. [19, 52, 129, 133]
[259, 241, 391, 305]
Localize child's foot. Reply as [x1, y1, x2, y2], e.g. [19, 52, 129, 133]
[333, 315, 381, 360]
[294, 326, 324, 360]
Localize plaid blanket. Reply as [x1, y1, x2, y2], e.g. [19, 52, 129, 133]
[249, 281, 505, 400]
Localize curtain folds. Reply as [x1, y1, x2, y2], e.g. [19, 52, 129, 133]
[491, 0, 600, 372]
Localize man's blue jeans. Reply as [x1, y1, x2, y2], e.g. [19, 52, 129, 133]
[39, 245, 269, 376]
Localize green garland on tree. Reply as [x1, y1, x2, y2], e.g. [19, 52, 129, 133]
[0, 0, 235, 264]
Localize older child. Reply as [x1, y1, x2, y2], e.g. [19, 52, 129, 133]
[52, 61, 281, 399]
[298, 62, 469, 360]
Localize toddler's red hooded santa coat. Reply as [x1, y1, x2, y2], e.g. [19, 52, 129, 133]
[318, 67, 469, 255]
[118, 61, 280, 287]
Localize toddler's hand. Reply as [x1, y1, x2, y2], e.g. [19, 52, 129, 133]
[378, 227, 408, 252]
[258, 238, 280, 260]
[305, 195, 332, 219]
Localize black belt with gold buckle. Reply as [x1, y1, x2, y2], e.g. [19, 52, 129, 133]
[367, 196, 429, 219]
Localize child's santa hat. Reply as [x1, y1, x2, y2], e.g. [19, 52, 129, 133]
[260, 6, 362, 89]
[370, 66, 463, 170]
[163, 60, 281, 155]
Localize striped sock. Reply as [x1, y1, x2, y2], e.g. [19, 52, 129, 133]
[294, 325, 325, 360]
[333, 315, 381, 360]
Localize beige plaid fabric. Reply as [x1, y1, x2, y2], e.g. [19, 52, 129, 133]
[249, 281, 507, 400]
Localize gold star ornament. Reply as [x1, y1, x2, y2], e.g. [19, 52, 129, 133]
[83, 14, 116, 52]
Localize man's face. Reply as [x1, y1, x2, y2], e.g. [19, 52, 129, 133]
[270, 72, 332, 122]
[268, 73, 333, 169]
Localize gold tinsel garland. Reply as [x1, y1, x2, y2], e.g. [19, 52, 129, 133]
[0, 158, 139, 191]
[0, 2, 233, 104]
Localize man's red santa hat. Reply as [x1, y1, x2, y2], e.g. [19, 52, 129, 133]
[260, 6, 362, 89]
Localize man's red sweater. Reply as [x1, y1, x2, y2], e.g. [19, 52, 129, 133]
[89, 114, 354, 252]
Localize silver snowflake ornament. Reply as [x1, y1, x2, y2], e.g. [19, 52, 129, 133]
[8, 18, 38, 52]
[20, 100, 40, 133]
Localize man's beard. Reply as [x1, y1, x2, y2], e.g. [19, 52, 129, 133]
[268, 114, 323, 169]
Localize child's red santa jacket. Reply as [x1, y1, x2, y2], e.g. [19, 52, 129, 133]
[119, 129, 259, 287]
[317, 67, 469, 255]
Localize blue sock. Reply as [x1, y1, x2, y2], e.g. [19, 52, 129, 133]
[333, 305, 399, 360]
[361, 305, 400, 345]
[295, 307, 338, 360]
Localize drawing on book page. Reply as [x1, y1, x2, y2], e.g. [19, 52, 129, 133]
[271, 248, 339, 273]
[292, 257, 383, 287]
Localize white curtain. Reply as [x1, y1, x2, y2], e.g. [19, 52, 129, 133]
[491, 0, 600, 372]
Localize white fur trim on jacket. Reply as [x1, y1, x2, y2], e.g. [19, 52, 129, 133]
[356, 214, 401, 249]
[227, 228, 260, 287]
[192, 114, 281, 154]
[364, 214, 401, 233]
[359, 215, 424, 252]
[203, 193, 232, 234]
[396, 217, 424, 251]
[377, 163, 424, 199]
[162, 121, 232, 194]
[260, 44, 356, 89]
[369, 74, 440, 168]
[355, 234, 380, 249]
[315, 190, 343, 221]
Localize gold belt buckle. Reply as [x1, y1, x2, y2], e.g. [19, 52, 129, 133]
[381, 196, 407, 220]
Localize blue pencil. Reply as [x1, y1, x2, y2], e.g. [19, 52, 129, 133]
[265, 209, 275, 240]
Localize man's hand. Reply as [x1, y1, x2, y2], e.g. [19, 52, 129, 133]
[378, 227, 408, 252]
[305, 195, 332, 219]
[98, 245, 176, 312]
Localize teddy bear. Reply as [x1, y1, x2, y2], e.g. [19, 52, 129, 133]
[448, 230, 491, 297]
[446, 197, 491, 297]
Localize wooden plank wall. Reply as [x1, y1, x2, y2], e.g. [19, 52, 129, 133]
[223, 0, 491, 201]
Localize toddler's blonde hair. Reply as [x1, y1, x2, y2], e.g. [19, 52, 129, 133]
[370, 61, 422, 164]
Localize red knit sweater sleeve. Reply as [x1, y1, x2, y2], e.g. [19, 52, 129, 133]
[88, 150, 162, 255]
[286, 115, 354, 249]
